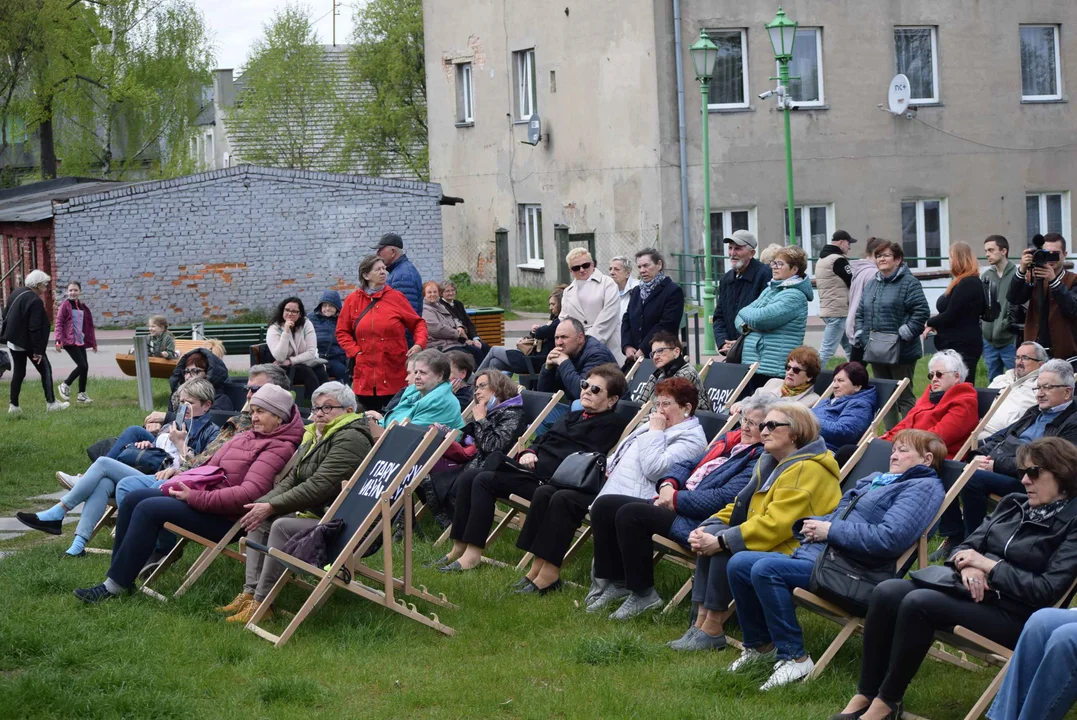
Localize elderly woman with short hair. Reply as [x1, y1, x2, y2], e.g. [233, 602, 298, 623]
[439, 280, 487, 361]
[2, 269, 65, 412]
[217, 381, 374, 624]
[631, 330, 711, 412]
[608, 256, 639, 317]
[559, 248, 624, 363]
[367, 349, 464, 431]
[729, 346, 822, 415]
[669, 402, 842, 650]
[881, 349, 978, 459]
[621, 248, 685, 366]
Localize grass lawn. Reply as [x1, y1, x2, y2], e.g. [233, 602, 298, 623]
[0, 362, 1022, 719]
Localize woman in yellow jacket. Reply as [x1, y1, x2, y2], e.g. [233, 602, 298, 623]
[669, 402, 842, 651]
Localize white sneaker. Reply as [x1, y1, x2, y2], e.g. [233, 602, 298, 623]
[56, 471, 81, 490]
[77, 393, 92, 404]
[46, 401, 70, 412]
[728, 646, 778, 673]
[8, 404, 21, 416]
[760, 657, 815, 691]
[58, 382, 70, 401]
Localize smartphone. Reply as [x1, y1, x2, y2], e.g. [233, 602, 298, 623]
[176, 403, 191, 431]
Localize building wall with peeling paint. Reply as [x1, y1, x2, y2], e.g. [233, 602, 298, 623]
[52, 166, 444, 325]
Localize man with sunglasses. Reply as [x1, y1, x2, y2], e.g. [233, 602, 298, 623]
[538, 318, 615, 402]
[559, 248, 624, 364]
[711, 230, 770, 359]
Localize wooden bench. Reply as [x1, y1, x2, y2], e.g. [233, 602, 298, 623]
[133, 323, 268, 356]
[115, 339, 211, 379]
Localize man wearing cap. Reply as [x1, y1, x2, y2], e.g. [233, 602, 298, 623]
[712, 230, 770, 358]
[374, 233, 424, 317]
[816, 230, 856, 366]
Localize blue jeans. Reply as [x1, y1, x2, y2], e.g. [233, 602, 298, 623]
[988, 608, 1077, 720]
[727, 551, 814, 661]
[116, 474, 164, 507]
[960, 470, 1025, 539]
[819, 316, 852, 367]
[983, 339, 1016, 383]
[61, 457, 141, 540]
[106, 426, 156, 460]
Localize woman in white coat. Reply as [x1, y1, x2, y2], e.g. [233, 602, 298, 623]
[266, 296, 329, 402]
[559, 248, 624, 364]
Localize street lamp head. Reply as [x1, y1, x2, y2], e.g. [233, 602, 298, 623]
[690, 30, 719, 83]
[766, 6, 798, 61]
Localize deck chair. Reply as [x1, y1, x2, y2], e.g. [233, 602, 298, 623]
[613, 399, 653, 444]
[139, 448, 304, 601]
[701, 361, 758, 413]
[651, 534, 698, 614]
[694, 410, 730, 442]
[627, 358, 657, 398]
[623, 356, 644, 383]
[839, 438, 894, 485]
[791, 458, 979, 680]
[243, 423, 451, 646]
[461, 399, 476, 422]
[953, 385, 1011, 461]
[859, 377, 910, 444]
[813, 371, 836, 408]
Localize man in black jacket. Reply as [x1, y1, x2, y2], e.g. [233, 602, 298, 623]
[1007, 232, 1077, 359]
[711, 230, 769, 357]
[538, 318, 615, 401]
[621, 248, 685, 365]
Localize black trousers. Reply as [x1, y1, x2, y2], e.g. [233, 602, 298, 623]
[9, 350, 55, 405]
[356, 394, 390, 413]
[62, 345, 89, 392]
[591, 494, 677, 592]
[449, 466, 542, 548]
[516, 484, 595, 566]
[834, 443, 859, 469]
[290, 363, 330, 404]
[858, 579, 1026, 706]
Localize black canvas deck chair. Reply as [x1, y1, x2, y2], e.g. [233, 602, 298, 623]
[953, 385, 1011, 461]
[626, 358, 657, 398]
[699, 360, 758, 414]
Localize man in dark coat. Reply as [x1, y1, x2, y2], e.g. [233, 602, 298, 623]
[538, 318, 616, 401]
[711, 230, 770, 356]
[374, 233, 424, 317]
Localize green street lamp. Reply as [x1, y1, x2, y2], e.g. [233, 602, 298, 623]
[690, 29, 720, 356]
[765, 6, 798, 250]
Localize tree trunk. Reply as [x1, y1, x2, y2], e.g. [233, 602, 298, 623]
[39, 102, 57, 179]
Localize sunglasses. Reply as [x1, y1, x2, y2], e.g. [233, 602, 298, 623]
[759, 421, 791, 433]
[1018, 465, 1043, 480]
[785, 364, 805, 374]
[311, 404, 343, 415]
[927, 371, 954, 380]
[244, 384, 264, 393]
[570, 261, 593, 272]
[580, 380, 605, 395]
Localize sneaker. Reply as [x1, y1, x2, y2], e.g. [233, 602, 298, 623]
[928, 538, 956, 563]
[56, 471, 80, 490]
[58, 382, 70, 401]
[216, 592, 253, 614]
[73, 583, 118, 605]
[584, 577, 610, 607]
[670, 629, 727, 652]
[8, 404, 21, 416]
[760, 657, 815, 691]
[728, 646, 778, 673]
[585, 583, 630, 613]
[77, 393, 92, 404]
[46, 401, 70, 412]
[609, 588, 663, 621]
[668, 626, 703, 649]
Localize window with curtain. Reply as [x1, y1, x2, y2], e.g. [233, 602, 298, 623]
[456, 62, 474, 123]
[901, 199, 949, 269]
[894, 27, 938, 104]
[785, 27, 823, 105]
[706, 30, 748, 108]
[1027, 192, 1070, 242]
[1020, 26, 1061, 100]
[513, 49, 537, 119]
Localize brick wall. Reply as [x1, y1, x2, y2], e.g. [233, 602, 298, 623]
[51, 166, 445, 325]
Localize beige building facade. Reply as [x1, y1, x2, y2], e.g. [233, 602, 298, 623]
[425, 0, 1077, 292]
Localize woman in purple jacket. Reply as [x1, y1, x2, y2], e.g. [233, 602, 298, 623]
[53, 281, 98, 404]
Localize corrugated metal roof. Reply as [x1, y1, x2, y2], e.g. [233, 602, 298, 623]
[0, 177, 134, 223]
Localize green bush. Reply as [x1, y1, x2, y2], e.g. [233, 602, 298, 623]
[455, 283, 551, 314]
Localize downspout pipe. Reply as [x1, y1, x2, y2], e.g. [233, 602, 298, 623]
[672, 0, 692, 265]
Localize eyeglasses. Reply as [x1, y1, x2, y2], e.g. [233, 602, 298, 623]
[785, 364, 805, 374]
[311, 404, 344, 415]
[927, 370, 955, 380]
[184, 367, 206, 376]
[875, 253, 894, 260]
[1018, 465, 1043, 480]
[570, 261, 593, 272]
[1036, 384, 1070, 392]
[474, 381, 490, 391]
[770, 261, 787, 269]
[741, 418, 760, 430]
[651, 346, 677, 356]
[580, 380, 605, 395]
[654, 399, 679, 409]
[1015, 355, 1040, 363]
[759, 421, 792, 433]
[283, 307, 301, 315]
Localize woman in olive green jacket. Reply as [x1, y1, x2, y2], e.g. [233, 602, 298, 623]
[217, 381, 373, 622]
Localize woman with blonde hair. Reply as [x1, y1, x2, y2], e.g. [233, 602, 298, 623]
[923, 241, 986, 379]
[558, 248, 623, 364]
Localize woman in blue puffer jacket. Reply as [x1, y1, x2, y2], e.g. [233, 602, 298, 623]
[812, 361, 878, 452]
[735, 245, 813, 380]
[311, 290, 348, 382]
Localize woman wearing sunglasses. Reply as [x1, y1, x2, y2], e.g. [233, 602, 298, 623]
[831, 436, 1077, 720]
[728, 346, 821, 416]
[559, 248, 625, 364]
[669, 402, 842, 651]
[881, 349, 978, 458]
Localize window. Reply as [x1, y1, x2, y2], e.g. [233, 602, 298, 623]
[706, 30, 749, 109]
[513, 49, 537, 120]
[895, 27, 939, 104]
[1020, 25, 1062, 101]
[455, 62, 474, 124]
[901, 199, 949, 269]
[784, 204, 834, 262]
[1026, 192, 1071, 242]
[519, 204, 544, 266]
[784, 27, 824, 106]
[204, 132, 214, 167]
[709, 208, 756, 257]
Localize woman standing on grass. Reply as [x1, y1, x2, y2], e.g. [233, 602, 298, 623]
[1, 269, 67, 413]
[54, 280, 97, 404]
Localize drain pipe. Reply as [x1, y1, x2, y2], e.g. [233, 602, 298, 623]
[672, 0, 691, 263]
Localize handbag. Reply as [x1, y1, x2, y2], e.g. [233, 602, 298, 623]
[159, 465, 228, 496]
[807, 493, 896, 615]
[909, 564, 972, 600]
[723, 332, 748, 364]
[547, 452, 607, 495]
[115, 444, 173, 474]
[863, 331, 901, 365]
[516, 336, 542, 356]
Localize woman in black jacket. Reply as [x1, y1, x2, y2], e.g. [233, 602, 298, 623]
[476, 286, 565, 375]
[439, 280, 489, 364]
[167, 347, 234, 413]
[1, 270, 65, 413]
[621, 248, 685, 367]
[438, 363, 629, 573]
[923, 242, 986, 379]
[831, 436, 1077, 720]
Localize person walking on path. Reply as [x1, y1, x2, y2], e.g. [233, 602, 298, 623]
[816, 230, 856, 366]
[54, 280, 97, 404]
[1, 269, 67, 414]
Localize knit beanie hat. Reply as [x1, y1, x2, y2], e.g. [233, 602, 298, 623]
[250, 383, 294, 420]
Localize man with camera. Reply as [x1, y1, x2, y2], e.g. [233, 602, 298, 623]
[1008, 232, 1077, 359]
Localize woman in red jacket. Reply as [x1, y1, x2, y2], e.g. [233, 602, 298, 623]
[73, 384, 305, 604]
[53, 280, 98, 404]
[336, 255, 428, 413]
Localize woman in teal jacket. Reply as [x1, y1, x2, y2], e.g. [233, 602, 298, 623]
[369, 349, 465, 430]
[735, 245, 813, 379]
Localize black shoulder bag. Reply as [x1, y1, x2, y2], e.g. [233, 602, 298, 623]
[345, 296, 382, 374]
[548, 452, 607, 495]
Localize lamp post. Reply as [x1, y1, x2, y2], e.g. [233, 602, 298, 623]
[765, 7, 798, 248]
[690, 30, 719, 356]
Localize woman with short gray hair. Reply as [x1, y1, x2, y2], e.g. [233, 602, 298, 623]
[310, 381, 359, 413]
[1, 269, 66, 413]
[608, 255, 639, 318]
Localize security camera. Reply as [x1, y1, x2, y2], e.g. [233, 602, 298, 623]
[758, 90, 773, 100]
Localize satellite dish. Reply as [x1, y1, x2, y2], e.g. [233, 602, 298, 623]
[527, 113, 542, 145]
[887, 74, 911, 115]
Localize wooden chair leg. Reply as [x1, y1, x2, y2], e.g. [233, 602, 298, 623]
[661, 577, 694, 615]
[515, 551, 534, 572]
[434, 525, 452, 547]
[484, 507, 518, 547]
[963, 659, 1009, 720]
[561, 526, 592, 566]
[809, 620, 859, 679]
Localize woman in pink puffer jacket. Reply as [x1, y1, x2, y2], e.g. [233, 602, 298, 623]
[73, 385, 305, 604]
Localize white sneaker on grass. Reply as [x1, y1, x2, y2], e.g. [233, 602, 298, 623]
[58, 382, 71, 401]
[47, 400, 70, 412]
[759, 657, 815, 691]
[56, 471, 81, 490]
[8, 404, 21, 416]
[728, 646, 778, 673]
[77, 393, 92, 404]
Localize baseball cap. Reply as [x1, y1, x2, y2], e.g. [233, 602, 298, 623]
[831, 230, 857, 244]
[724, 230, 758, 249]
[373, 232, 404, 250]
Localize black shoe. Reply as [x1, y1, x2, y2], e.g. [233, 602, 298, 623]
[438, 560, 466, 573]
[512, 576, 533, 589]
[513, 579, 537, 593]
[424, 554, 450, 569]
[15, 511, 62, 536]
[73, 583, 118, 604]
[516, 579, 563, 596]
[827, 710, 867, 720]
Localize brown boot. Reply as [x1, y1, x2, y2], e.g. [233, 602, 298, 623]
[215, 592, 253, 614]
[227, 599, 273, 624]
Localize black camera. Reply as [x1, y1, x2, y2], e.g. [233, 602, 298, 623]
[1031, 234, 1061, 266]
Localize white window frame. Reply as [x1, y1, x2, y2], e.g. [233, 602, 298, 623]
[514, 49, 537, 121]
[204, 132, 214, 168]
[1027, 191, 1072, 241]
[894, 26, 939, 105]
[784, 204, 835, 273]
[900, 198, 950, 270]
[705, 29, 750, 110]
[456, 62, 474, 124]
[781, 27, 825, 108]
[519, 204, 544, 268]
[1020, 25, 1063, 102]
[710, 207, 758, 246]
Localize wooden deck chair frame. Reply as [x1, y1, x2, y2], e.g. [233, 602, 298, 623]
[790, 460, 980, 680]
[953, 384, 1013, 461]
[858, 377, 910, 447]
[244, 425, 451, 647]
[651, 534, 697, 614]
[623, 356, 644, 383]
[461, 399, 476, 422]
[139, 448, 304, 601]
[698, 358, 713, 382]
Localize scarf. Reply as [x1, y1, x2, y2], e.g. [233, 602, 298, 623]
[1028, 497, 1070, 524]
[869, 472, 902, 489]
[656, 354, 687, 379]
[781, 379, 814, 397]
[929, 389, 946, 405]
[685, 443, 752, 490]
[639, 273, 666, 302]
